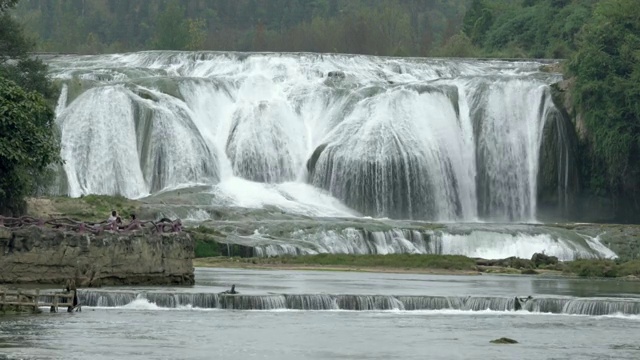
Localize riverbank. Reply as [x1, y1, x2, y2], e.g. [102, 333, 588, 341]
[194, 255, 483, 275]
[19, 195, 640, 281]
[194, 254, 640, 280]
[0, 226, 195, 286]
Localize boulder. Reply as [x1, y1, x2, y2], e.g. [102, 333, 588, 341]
[327, 71, 345, 79]
[490, 337, 518, 344]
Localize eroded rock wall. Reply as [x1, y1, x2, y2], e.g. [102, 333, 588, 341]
[0, 227, 194, 286]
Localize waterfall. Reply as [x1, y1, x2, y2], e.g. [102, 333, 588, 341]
[77, 290, 640, 316]
[48, 52, 570, 221]
[225, 225, 616, 260]
[56, 84, 218, 198]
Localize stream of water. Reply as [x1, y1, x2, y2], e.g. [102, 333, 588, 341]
[1, 268, 640, 360]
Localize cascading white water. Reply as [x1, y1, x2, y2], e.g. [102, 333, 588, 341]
[58, 86, 147, 197]
[241, 227, 616, 260]
[48, 52, 566, 221]
[56, 84, 218, 198]
[471, 79, 548, 220]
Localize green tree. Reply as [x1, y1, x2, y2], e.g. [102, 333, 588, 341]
[186, 18, 207, 51]
[568, 0, 640, 195]
[153, 1, 189, 50]
[0, 77, 60, 215]
[0, 8, 55, 98]
[0, 0, 60, 215]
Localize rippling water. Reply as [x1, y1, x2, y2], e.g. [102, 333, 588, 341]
[2, 269, 640, 360]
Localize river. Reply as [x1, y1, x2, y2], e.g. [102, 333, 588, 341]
[2, 268, 640, 359]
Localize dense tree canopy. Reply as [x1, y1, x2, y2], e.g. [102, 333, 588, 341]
[461, 0, 597, 58]
[568, 0, 640, 197]
[0, 0, 59, 215]
[13, 0, 468, 56]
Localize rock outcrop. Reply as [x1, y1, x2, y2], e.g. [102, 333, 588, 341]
[0, 227, 194, 286]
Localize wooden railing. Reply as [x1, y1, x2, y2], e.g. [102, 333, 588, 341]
[0, 289, 80, 313]
[0, 216, 183, 235]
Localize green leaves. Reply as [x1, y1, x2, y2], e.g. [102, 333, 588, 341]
[0, 76, 60, 166]
[569, 0, 640, 193]
[0, 75, 59, 215]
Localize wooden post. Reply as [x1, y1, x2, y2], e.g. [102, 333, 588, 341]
[17, 290, 22, 304]
[1, 289, 5, 304]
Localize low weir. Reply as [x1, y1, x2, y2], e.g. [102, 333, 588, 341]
[79, 290, 640, 316]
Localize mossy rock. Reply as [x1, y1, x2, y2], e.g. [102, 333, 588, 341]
[490, 337, 518, 344]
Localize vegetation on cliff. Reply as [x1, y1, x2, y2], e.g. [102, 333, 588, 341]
[567, 0, 640, 201]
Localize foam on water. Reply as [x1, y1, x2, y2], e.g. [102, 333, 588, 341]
[210, 177, 357, 217]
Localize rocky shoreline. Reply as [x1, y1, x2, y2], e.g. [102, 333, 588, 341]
[0, 226, 195, 286]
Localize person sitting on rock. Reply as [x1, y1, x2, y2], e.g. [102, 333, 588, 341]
[219, 285, 238, 295]
[107, 210, 117, 224]
[125, 213, 142, 231]
[514, 295, 533, 311]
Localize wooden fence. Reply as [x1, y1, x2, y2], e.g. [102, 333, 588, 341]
[0, 288, 79, 313]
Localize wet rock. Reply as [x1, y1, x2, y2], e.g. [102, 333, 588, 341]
[490, 337, 518, 344]
[327, 71, 345, 79]
[306, 143, 328, 175]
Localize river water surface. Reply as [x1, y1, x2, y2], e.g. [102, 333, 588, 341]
[2, 268, 640, 360]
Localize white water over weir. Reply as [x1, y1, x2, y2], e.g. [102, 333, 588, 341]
[48, 51, 569, 221]
[77, 291, 640, 316]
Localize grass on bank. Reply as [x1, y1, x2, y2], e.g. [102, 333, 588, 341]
[567, 259, 640, 278]
[195, 251, 640, 279]
[267, 253, 478, 270]
[195, 253, 477, 272]
[26, 195, 140, 222]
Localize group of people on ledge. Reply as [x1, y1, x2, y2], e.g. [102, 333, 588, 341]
[106, 210, 141, 231]
[105, 211, 178, 232]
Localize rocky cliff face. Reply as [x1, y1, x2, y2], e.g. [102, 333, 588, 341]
[0, 226, 194, 286]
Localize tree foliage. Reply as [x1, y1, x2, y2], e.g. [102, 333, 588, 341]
[0, 77, 60, 215]
[13, 0, 468, 56]
[568, 0, 640, 196]
[0, 1, 60, 215]
[0, 0, 18, 13]
[462, 0, 597, 58]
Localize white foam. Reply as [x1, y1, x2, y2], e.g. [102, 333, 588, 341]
[211, 177, 357, 217]
[439, 231, 607, 261]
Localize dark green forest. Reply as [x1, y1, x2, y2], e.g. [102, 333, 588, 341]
[9, 0, 604, 59]
[13, 0, 469, 56]
[2, 0, 640, 220]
